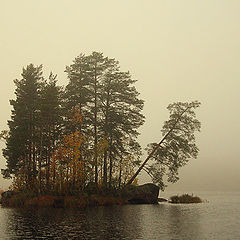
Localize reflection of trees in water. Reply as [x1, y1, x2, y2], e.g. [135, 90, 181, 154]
[0, 208, 13, 239]
[1, 205, 203, 239]
[5, 208, 74, 238]
[167, 205, 202, 239]
[85, 206, 142, 239]
[3, 206, 142, 239]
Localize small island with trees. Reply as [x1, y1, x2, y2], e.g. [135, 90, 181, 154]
[0, 52, 202, 207]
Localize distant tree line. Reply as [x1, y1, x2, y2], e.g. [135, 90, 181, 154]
[1, 52, 201, 195]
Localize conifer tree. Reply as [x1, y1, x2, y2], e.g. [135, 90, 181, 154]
[127, 101, 201, 190]
[65, 52, 145, 188]
[38, 73, 63, 192]
[2, 65, 63, 192]
[2, 64, 43, 188]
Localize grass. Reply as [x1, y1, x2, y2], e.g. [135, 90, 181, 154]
[169, 194, 202, 204]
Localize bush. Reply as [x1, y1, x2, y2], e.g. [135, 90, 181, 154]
[1, 190, 127, 208]
[26, 196, 55, 207]
[170, 194, 202, 204]
[7, 192, 29, 207]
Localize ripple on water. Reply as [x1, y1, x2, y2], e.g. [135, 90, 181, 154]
[0, 192, 240, 239]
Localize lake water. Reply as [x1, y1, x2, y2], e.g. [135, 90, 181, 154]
[0, 191, 239, 239]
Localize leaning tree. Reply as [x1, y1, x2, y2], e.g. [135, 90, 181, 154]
[127, 101, 201, 190]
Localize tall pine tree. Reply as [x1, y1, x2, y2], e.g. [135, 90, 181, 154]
[2, 65, 63, 192]
[65, 52, 145, 188]
[2, 64, 43, 189]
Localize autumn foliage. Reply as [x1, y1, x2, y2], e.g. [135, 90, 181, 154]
[9, 108, 138, 197]
[50, 109, 86, 194]
[3, 55, 145, 204]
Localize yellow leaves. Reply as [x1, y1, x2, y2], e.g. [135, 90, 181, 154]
[63, 130, 83, 157]
[49, 111, 86, 193]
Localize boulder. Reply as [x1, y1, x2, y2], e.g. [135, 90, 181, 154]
[121, 183, 159, 204]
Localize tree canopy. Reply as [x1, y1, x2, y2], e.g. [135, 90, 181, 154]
[2, 52, 145, 194]
[1, 52, 201, 195]
[127, 101, 201, 190]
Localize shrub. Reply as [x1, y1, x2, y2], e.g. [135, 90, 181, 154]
[170, 194, 202, 204]
[7, 192, 28, 207]
[26, 196, 55, 207]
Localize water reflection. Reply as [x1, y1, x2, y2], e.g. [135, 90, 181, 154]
[0, 194, 240, 240]
[1, 206, 143, 239]
[2, 198, 238, 240]
[168, 205, 202, 240]
[1, 204, 202, 239]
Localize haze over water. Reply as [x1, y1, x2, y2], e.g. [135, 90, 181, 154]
[1, 0, 240, 192]
[0, 2, 239, 239]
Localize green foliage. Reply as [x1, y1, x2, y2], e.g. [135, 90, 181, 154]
[144, 101, 201, 190]
[2, 52, 144, 195]
[2, 53, 200, 199]
[0, 130, 8, 143]
[64, 52, 145, 188]
[2, 64, 63, 193]
[2, 64, 44, 179]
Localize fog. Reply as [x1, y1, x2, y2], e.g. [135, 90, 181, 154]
[0, 0, 239, 191]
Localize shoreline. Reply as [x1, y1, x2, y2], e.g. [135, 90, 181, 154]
[0, 193, 128, 208]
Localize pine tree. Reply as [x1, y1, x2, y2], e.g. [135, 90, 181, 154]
[38, 73, 63, 192]
[2, 64, 44, 189]
[98, 64, 144, 188]
[127, 101, 201, 190]
[2, 65, 64, 193]
[65, 52, 145, 188]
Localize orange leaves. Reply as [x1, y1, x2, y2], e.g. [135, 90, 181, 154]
[50, 111, 86, 193]
[52, 130, 84, 164]
[63, 130, 83, 159]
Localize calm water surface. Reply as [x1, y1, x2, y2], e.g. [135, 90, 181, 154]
[0, 192, 239, 239]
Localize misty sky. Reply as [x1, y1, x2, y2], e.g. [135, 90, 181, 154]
[0, 0, 239, 192]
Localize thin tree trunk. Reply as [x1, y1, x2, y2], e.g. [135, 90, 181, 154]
[103, 149, 108, 187]
[103, 79, 111, 188]
[94, 64, 98, 185]
[126, 105, 191, 185]
[108, 137, 113, 188]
